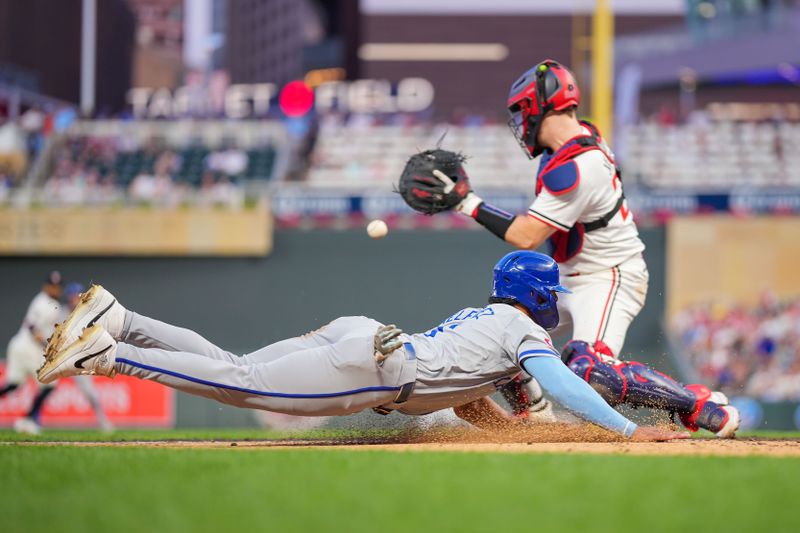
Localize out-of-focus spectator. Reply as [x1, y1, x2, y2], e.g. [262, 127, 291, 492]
[95, 172, 124, 205]
[0, 119, 28, 178]
[0, 172, 12, 204]
[654, 104, 677, 125]
[206, 146, 247, 176]
[19, 107, 46, 160]
[129, 171, 173, 205]
[197, 171, 244, 208]
[210, 175, 244, 208]
[671, 294, 800, 400]
[129, 150, 178, 205]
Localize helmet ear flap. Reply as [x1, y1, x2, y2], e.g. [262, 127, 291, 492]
[542, 69, 562, 101]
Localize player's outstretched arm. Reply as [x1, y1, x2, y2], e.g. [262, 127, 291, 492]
[521, 356, 688, 441]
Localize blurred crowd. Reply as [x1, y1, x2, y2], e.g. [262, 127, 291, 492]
[40, 136, 246, 208]
[671, 294, 800, 401]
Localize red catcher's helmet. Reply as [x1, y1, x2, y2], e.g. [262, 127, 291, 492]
[507, 59, 580, 158]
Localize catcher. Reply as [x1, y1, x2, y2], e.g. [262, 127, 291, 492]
[397, 59, 739, 438]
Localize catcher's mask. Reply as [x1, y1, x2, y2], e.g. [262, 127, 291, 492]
[507, 60, 580, 158]
[490, 251, 570, 331]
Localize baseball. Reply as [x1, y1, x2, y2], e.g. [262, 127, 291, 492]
[367, 219, 388, 239]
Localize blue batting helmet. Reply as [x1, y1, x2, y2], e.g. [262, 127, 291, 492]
[64, 282, 85, 298]
[491, 251, 570, 330]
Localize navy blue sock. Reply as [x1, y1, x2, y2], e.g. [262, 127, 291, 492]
[0, 383, 19, 397]
[27, 387, 56, 423]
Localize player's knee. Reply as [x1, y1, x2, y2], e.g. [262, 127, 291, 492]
[591, 340, 616, 359]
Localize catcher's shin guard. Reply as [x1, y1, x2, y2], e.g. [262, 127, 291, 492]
[561, 340, 695, 413]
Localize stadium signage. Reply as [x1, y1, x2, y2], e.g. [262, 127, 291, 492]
[127, 77, 435, 119]
[0, 365, 175, 428]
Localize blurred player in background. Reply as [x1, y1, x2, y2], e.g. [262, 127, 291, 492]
[63, 283, 114, 433]
[403, 60, 738, 437]
[0, 271, 63, 434]
[0, 276, 113, 434]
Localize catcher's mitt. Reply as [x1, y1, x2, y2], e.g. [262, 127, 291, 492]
[397, 149, 472, 215]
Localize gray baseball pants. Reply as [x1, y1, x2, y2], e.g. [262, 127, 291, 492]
[113, 313, 417, 416]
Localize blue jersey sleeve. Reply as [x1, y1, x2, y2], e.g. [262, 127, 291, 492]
[521, 356, 637, 438]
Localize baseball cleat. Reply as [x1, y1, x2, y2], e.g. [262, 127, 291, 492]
[38, 324, 117, 385]
[711, 405, 740, 439]
[710, 390, 729, 406]
[13, 417, 41, 435]
[679, 384, 739, 438]
[45, 285, 126, 360]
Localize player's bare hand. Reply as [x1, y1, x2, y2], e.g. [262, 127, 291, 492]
[630, 426, 690, 442]
[374, 324, 403, 365]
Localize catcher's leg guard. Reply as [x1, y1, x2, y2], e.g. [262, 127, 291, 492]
[562, 340, 739, 435]
[562, 340, 695, 413]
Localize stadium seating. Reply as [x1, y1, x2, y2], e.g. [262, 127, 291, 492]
[308, 119, 800, 191]
[32, 120, 289, 207]
[620, 121, 800, 189]
[57, 136, 277, 188]
[307, 123, 537, 190]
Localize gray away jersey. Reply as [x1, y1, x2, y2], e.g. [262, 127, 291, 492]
[397, 303, 560, 415]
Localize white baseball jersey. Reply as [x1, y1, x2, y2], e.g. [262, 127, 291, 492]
[528, 126, 645, 276]
[14, 291, 62, 345]
[397, 303, 560, 415]
[5, 291, 62, 384]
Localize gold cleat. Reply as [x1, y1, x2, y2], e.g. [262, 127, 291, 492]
[44, 285, 123, 360]
[38, 324, 117, 384]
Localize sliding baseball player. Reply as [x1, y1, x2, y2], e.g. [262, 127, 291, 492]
[38, 251, 684, 441]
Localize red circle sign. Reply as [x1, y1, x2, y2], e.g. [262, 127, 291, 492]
[279, 81, 314, 117]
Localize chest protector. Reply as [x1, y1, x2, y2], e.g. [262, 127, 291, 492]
[536, 121, 625, 263]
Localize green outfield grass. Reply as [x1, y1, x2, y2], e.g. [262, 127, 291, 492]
[2, 430, 799, 533]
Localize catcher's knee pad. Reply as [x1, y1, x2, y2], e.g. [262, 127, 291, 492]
[562, 340, 625, 406]
[562, 340, 696, 413]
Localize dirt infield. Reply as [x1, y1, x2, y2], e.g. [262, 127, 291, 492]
[13, 438, 800, 457]
[8, 424, 800, 457]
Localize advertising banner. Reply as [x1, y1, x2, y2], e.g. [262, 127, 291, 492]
[0, 364, 174, 428]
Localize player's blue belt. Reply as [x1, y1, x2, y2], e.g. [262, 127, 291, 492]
[372, 342, 416, 416]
